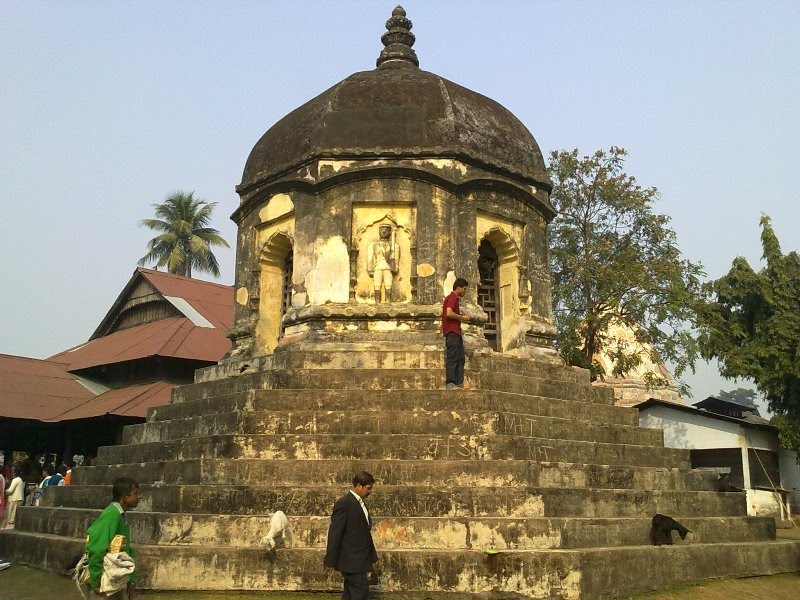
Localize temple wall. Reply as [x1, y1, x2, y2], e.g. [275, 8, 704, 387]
[227, 159, 556, 360]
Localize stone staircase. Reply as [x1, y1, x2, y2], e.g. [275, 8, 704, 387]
[2, 348, 798, 598]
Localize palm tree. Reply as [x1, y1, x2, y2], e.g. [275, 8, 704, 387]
[138, 191, 230, 278]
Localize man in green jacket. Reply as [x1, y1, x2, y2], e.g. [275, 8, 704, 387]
[86, 477, 141, 598]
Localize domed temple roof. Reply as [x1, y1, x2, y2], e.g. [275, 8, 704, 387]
[240, 6, 548, 191]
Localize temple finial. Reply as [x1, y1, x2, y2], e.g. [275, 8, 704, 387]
[376, 5, 419, 68]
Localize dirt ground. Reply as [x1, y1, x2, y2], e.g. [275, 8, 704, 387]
[1, 566, 798, 600]
[0, 564, 338, 600]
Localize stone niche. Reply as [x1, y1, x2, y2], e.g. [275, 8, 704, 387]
[351, 203, 414, 305]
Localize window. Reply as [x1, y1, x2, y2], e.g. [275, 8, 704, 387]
[280, 250, 293, 335]
[477, 239, 499, 351]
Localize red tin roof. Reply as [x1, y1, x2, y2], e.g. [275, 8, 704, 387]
[0, 354, 95, 420]
[3, 269, 234, 423]
[50, 268, 233, 372]
[52, 381, 174, 420]
[136, 268, 233, 331]
[51, 317, 228, 372]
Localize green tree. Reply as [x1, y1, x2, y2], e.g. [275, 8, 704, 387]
[771, 414, 800, 452]
[138, 191, 230, 278]
[698, 215, 800, 446]
[548, 147, 704, 391]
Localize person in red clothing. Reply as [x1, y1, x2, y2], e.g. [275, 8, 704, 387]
[441, 278, 470, 389]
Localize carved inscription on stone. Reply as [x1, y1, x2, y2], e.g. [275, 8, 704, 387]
[501, 413, 543, 437]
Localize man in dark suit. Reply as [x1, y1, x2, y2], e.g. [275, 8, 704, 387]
[324, 471, 379, 600]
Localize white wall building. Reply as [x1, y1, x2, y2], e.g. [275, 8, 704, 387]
[636, 397, 798, 519]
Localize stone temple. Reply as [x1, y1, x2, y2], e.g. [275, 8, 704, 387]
[2, 7, 798, 599]
[225, 6, 556, 362]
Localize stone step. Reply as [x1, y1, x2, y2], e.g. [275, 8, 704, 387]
[478, 371, 612, 403]
[149, 389, 639, 427]
[2, 530, 797, 597]
[123, 409, 662, 447]
[171, 368, 606, 405]
[570, 540, 800, 599]
[14, 507, 775, 549]
[41, 484, 745, 518]
[470, 355, 590, 385]
[73, 459, 718, 492]
[95, 433, 688, 467]
[273, 347, 449, 372]
[266, 349, 592, 386]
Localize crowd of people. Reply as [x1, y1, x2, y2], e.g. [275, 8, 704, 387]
[1, 452, 91, 529]
[0, 449, 138, 598]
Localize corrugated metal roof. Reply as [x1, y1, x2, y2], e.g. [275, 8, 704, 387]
[88, 267, 233, 341]
[138, 268, 233, 330]
[0, 354, 95, 420]
[52, 381, 174, 420]
[50, 317, 229, 372]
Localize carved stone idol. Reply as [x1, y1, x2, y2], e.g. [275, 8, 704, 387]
[366, 224, 399, 303]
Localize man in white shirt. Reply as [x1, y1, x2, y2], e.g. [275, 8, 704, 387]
[4, 466, 25, 528]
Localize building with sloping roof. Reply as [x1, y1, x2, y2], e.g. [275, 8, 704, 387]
[0, 355, 95, 421]
[0, 268, 232, 464]
[0, 355, 95, 462]
[692, 395, 767, 423]
[636, 396, 798, 518]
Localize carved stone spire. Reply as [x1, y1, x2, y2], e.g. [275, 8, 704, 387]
[376, 5, 419, 68]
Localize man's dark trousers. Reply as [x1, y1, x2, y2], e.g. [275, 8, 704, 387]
[445, 332, 465, 386]
[341, 572, 369, 600]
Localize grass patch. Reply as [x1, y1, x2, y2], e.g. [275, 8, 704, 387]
[621, 573, 800, 599]
[2, 564, 798, 600]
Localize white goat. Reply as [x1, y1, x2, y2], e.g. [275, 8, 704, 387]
[260, 510, 290, 549]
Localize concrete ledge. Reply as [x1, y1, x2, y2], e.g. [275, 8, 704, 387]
[123, 410, 661, 447]
[2, 530, 797, 597]
[13, 508, 777, 549]
[73, 458, 715, 491]
[94, 432, 689, 468]
[41, 484, 745, 518]
[150, 389, 640, 427]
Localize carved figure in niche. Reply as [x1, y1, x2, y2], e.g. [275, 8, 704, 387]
[367, 224, 399, 303]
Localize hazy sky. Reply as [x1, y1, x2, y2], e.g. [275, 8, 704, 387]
[2, 1, 798, 407]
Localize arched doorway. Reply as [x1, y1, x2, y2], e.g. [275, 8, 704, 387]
[256, 232, 293, 353]
[477, 239, 499, 351]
